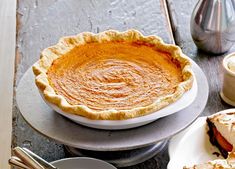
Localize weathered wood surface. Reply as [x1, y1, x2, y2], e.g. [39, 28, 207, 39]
[14, 0, 172, 168]
[14, 0, 235, 168]
[167, 0, 233, 117]
[0, 0, 17, 168]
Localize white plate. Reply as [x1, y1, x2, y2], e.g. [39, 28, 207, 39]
[51, 157, 117, 169]
[168, 109, 235, 169]
[41, 75, 198, 130]
[168, 117, 222, 169]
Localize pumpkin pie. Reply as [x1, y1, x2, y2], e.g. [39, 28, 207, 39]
[33, 29, 194, 120]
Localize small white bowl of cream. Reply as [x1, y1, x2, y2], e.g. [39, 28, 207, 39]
[220, 52, 235, 106]
[227, 55, 235, 72]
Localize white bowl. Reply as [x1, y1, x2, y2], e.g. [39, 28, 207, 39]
[51, 157, 117, 169]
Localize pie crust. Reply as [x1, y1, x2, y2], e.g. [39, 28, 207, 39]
[33, 29, 194, 120]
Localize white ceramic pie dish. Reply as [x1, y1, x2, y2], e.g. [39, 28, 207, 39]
[51, 157, 117, 169]
[167, 109, 235, 169]
[39, 75, 197, 130]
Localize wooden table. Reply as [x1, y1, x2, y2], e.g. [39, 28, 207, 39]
[0, 0, 234, 168]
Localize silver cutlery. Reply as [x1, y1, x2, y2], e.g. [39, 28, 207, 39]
[9, 147, 58, 169]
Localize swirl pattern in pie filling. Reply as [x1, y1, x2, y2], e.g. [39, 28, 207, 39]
[47, 41, 183, 111]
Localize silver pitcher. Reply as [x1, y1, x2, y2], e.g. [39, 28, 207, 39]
[190, 0, 235, 54]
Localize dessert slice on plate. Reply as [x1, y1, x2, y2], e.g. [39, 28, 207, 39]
[183, 152, 235, 169]
[207, 111, 235, 158]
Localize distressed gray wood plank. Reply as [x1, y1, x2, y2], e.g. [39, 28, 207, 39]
[14, 0, 173, 168]
[167, 0, 233, 117]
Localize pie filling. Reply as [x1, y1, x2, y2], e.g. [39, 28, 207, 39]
[47, 41, 183, 111]
[207, 118, 233, 158]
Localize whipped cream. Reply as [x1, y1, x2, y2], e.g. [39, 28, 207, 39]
[228, 55, 235, 72]
[209, 112, 235, 146]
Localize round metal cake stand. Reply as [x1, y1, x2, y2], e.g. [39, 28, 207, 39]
[64, 140, 167, 167]
[16, 60, 208, 167]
